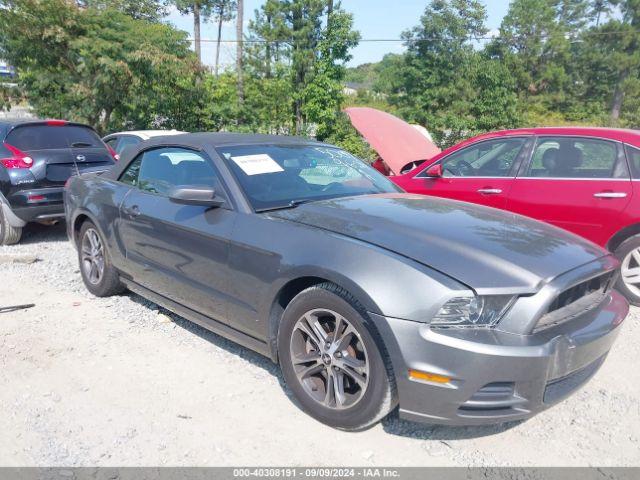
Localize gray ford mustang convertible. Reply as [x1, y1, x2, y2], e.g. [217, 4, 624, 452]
[65, 133, 628, 431]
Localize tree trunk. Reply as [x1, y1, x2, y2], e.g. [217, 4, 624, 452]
[291, 4, 303, 134]
[611, 68, 629, 122]
[215, 5, 224, 76]
[236, 0, 245, 110]
[265, 13, 272, 78]
[194, 2, 202, 63]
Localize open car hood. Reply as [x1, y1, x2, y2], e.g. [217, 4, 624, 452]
[344, 107, 441, 175]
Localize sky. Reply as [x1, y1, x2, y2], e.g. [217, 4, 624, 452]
[167, 0, 511, 69]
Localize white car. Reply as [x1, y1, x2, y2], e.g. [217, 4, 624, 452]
[102, 130, 185, 160]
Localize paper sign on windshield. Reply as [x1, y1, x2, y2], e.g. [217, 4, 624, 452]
[231, 154, 284, 175]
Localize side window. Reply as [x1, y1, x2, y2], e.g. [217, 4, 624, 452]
[527, 137, 623, 179]
[625, 145, 640, 179]
[119, 147, 220, 196]
[440, 138, 526, 178]
[116, 136, 141, 155]
[119, 156, 141, 186]
[104, 138, 118, 150]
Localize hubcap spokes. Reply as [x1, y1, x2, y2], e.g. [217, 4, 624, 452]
[81, 229, 105, 285]
[290, 309, 369, 410]
[622, 248, 640, 297]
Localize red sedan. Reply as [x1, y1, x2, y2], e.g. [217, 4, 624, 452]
[390, 127, 640, 305]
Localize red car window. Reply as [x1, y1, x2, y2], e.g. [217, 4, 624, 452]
[436, 138, 527, 178]
[526, 137, 625, 179]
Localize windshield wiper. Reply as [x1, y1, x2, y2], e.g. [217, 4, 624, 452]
[256, 199, 315, 213]
[70, 142, 93, 148]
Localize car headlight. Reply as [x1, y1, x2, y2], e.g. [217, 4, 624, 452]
[431, 295, 516, 328]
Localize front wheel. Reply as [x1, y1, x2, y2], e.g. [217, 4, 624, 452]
[614, 234, 640, 306]
[278, 283, 397, 431]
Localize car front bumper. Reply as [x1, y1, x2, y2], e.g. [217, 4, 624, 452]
[370, 289, 628, 426]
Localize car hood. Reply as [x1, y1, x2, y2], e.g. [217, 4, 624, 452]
[344, 107, 441, 175]
[271, 194, 608, 293]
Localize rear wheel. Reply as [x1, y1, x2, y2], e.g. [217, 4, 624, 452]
[614, 234, 640, 306]
[278, 283, 397, 431]
[78, 221, 125, 297]
[0, 207, 22, 245]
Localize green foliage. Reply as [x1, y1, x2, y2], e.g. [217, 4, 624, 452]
[78, 0, 169, 21]
[375, 0, 521, 147]
[2, 0, 639, 159]
[349, 0, 640, 146]
[323, 112, 376, 162]
[173, 0, 213, 18]
[246, 0, 360, 148]
[0, 0, 203, 133]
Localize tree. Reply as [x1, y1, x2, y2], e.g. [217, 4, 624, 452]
[236, 0, 244, 109]
[0, 0, 204, 133]
[78, 0, 169, 21]
[174, 0, 214, 63]
[388, 0, 519, 146]
[488, 0, 586, 97]
[594, 0, 640, 122]
[211, 0, 236, 76]
[249, 0, 359, 134]
[302, 3, 359, 139]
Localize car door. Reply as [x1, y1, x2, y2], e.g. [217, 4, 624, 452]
[117, 146, 237, 323]
[401, 137, 531, 209]
[506, 136, 632, 246]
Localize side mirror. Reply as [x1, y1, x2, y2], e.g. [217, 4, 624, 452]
[425, 163, 443, 177]
[168, 186, 225, 208]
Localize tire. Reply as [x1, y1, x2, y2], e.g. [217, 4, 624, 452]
[278, 282, 397, 431]
[614, 234, 640, 306]
[78, 220, 125, 297]
[0, 206, 22, 245]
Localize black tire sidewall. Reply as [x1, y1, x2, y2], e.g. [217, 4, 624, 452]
[0, 206, 22, 245]
[278, 286, 391, 431]
[614, 235, 640, 306]
[0, 207, 5, 244]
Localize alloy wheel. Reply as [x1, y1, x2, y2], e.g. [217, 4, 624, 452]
[81, 228, 105, 286]
[289, 308, 369, 410]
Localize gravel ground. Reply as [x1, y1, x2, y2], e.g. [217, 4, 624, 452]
[1, 222, 639, 467]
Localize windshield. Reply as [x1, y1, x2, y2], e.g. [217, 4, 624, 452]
[218, 144, 401, 211]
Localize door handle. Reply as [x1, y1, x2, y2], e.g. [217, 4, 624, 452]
[477, 188, 502, 195]
[593, 192, 627, 199]
[123, 205, 140, 217]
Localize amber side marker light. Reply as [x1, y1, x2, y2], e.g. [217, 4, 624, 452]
[408, 369, 451, 384]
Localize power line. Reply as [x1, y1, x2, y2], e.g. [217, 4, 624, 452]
[188, 29, 640, 43]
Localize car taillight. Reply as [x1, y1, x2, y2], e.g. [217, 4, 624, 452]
[0, 143, 34, 169]
[45, 119, 68, 126]
[107, 145, 119, 161]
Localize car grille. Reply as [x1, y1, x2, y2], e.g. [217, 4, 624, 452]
[534, 271, 615, 333]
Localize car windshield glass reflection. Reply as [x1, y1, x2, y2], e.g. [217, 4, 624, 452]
[219, 144, 400, 211]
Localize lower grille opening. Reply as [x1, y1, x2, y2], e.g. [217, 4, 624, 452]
[457, 382, 526, 417]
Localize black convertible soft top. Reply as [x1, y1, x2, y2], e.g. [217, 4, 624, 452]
[104, 132, 327, 180]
